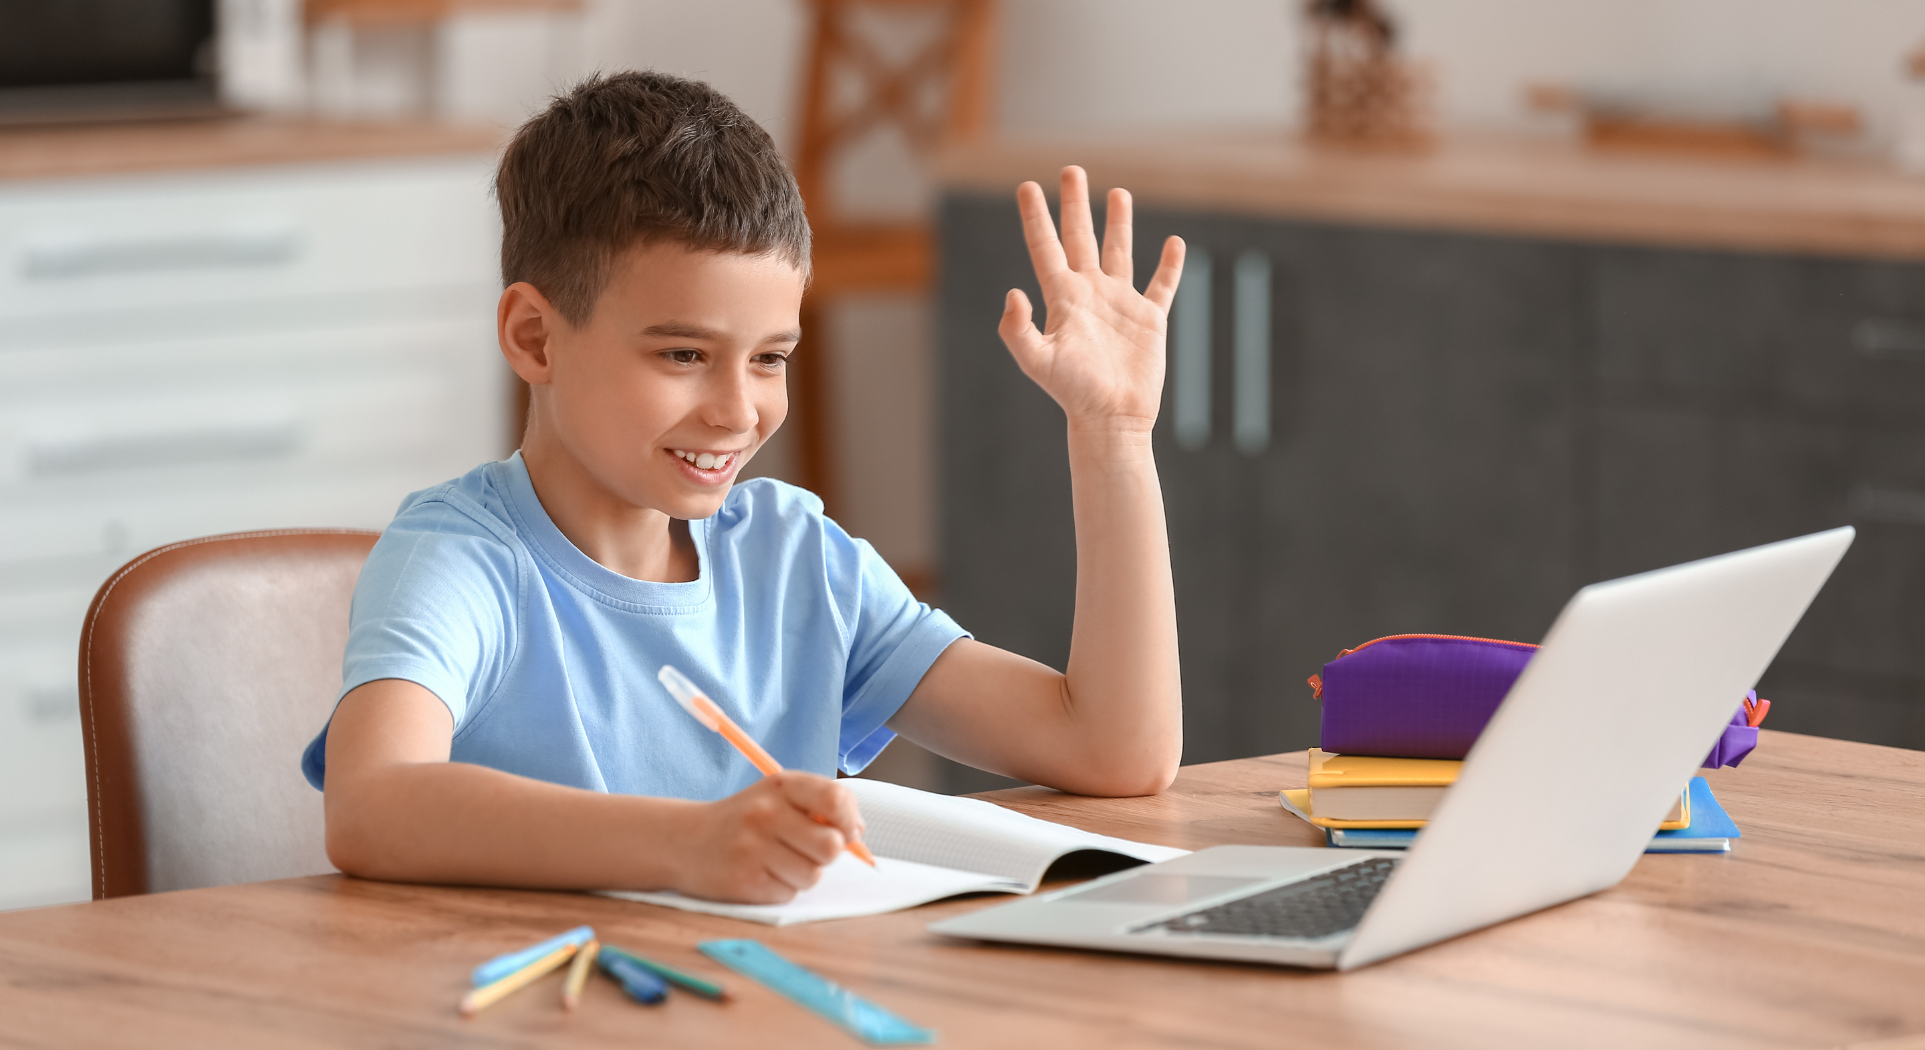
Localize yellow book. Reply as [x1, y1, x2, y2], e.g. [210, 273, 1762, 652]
[1307, 748, 1461, 788]
[1285, 749, 1688, 830]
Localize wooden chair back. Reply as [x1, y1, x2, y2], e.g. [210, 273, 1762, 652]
[793, 0, 996, 224]
[789, 0, 995, 514]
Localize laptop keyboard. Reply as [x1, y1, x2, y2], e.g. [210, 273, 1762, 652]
[1135, 858, 1400, 941]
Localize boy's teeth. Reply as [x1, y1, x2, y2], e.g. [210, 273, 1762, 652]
[674, 450, 733, 469]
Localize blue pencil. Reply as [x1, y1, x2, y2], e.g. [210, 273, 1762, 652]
[598, 950, 670, 1004]
[472, 925, 595, 987]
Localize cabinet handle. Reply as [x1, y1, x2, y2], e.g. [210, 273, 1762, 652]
[1172, 249, 1213, 451]
[27, 419, 305, 476]
[1233, 250, 1271, 456]
[1851, 317, 1925, 362]
[22, 224, 301, 280]
[1849, 484, 1925, 525]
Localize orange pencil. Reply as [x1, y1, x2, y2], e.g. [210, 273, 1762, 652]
[656, 665, 877, 868]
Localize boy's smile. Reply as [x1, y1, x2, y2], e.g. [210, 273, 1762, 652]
[669, 446, 742, 479]
[500, 240, 806, 582]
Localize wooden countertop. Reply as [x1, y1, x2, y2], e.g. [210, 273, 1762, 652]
[940, 133, 1925, 261]
[1, 731, 1920, 1049]
[0, 116, 505, 182]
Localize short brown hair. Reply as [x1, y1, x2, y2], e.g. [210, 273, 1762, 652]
[496, 71, 811, 325]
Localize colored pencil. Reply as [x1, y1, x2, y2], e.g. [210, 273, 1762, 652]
[598, 950, 670, 1005]
[458, 943, 577, 1017]
[472, 925, 595, 986]
[561, 939, 600, 1010]
[601, 944, 728, 1000]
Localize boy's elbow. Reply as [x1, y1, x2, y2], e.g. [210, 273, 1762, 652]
[323, 789, 398, 880]
[1117, 761, 1181, 797]
[324, 810, 378, 878]
[1075, 750, 1180, 798]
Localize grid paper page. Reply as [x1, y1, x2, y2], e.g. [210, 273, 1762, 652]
[604, 853, 1024, 925]
[842, 779, 1187, 889]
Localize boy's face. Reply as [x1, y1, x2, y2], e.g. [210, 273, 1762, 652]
[537, 241, 804, 521]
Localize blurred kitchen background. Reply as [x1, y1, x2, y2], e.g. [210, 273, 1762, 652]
[4, 0, 1925, 910]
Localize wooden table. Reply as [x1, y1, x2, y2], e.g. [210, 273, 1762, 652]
[1, 730, 1920, 1049]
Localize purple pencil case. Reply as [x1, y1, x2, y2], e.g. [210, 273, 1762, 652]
[1306, 634, 1766, 768]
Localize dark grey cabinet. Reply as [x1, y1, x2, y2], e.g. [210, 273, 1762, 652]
[937, 193, 1925, 792]
[1591, 246, 1925, 748]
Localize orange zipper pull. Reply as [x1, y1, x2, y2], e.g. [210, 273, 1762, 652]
[1333, 633, 1539, 659]
[1307, 674, 1323, 700]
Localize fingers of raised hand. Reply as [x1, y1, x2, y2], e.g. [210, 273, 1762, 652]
[1056, 166, 1101, 272]
[1142, 235, 1187, 314]
[999, 287, 1041, 345]
[998, 288, 1053, 378]
[1016, 181, 1068, 279]
[1101, 187, 1134, 281]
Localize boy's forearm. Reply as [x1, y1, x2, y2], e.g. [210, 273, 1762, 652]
[1060, 417, 1183, 793]
[325, 761, 698, 890]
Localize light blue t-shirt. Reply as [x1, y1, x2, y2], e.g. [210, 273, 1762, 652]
[300, 453, 968, 799]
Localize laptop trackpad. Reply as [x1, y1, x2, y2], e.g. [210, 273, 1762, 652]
[1059, 874, 1261, 905]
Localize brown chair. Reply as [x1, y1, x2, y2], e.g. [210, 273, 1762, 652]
[76, 528, 380, 898]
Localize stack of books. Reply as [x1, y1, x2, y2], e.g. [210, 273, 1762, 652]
[1279, 749, 1740, 853]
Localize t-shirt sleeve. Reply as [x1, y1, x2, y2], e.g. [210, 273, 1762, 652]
[823, 519, 970, 774]
[299, 498, 519, 788]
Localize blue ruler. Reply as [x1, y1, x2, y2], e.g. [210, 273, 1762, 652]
[698, 939, 935, 1046]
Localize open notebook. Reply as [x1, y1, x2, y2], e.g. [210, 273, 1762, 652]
[603, 779, 1188, 925]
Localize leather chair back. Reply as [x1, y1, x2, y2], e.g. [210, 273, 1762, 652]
[77, 529, 379, 898]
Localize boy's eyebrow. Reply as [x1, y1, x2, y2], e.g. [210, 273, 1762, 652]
[641, 321, 803, 344]
[641, 321, 723, 339]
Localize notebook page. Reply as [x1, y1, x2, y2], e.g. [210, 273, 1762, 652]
[602, 852, 1025, 925]
[843, 779, 1187, 890]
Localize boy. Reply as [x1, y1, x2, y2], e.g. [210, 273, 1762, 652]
[307, 71, 1186, 905]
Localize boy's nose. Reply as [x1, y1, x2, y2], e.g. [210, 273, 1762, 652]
[702, 373, 760, 434]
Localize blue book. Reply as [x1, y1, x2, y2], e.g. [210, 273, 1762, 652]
[1327, 776, 1738, 853]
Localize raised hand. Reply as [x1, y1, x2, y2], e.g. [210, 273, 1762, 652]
[886, 171, 1185, 798]
[998, 166, 1185, 431]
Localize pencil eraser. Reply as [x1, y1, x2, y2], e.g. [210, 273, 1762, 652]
[657, 665, 720, 730]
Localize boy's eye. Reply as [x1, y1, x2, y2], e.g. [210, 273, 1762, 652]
[755, 352, 790, 368]
[663, 348, 701, 364]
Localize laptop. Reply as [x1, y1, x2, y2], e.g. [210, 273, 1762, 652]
[929, 527, 1855, 970]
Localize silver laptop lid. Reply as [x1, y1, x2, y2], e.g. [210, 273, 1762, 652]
[1339, 527, 1853, 970]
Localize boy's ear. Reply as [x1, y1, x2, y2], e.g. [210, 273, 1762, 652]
[498, 281, 564, 384]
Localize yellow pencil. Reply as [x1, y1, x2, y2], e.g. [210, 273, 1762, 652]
[561, 939, 600, 1010]
[458, 942, 578, 1017]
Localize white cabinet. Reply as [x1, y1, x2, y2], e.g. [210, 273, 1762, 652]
[0, 154, 508, 909]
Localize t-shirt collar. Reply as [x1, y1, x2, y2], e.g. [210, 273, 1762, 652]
[493, 451, 712, 611]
